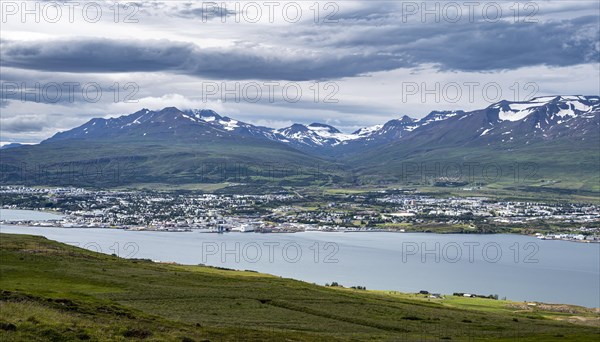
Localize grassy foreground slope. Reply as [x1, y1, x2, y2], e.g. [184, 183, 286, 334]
[0, 234, 598, 341]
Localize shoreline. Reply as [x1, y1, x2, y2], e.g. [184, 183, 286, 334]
[1, 222, 599, 243]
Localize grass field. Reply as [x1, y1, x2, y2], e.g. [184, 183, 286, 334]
[1, 233, 598, 341]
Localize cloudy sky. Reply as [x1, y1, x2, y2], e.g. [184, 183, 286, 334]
[1, 0, 599, 143]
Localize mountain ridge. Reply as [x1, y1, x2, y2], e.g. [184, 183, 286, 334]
[36, 95, 598, 150]
[2, 95, 598, 188]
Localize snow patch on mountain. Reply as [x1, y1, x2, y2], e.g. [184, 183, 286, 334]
[307, 124, 358, 142]
[181, 114, 199, 122]
[498, 107, 534, 121]
[354, 125, 383, 137]
[219, 119, 239, 131]
[480, 128, 492, 136]
[418, 111, 463, 126]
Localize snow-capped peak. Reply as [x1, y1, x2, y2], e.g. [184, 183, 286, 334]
[493, 95, 600, 122]
[276, 122, 361, 147]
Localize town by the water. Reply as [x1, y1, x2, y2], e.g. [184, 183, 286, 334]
[2, 186, 598, 243]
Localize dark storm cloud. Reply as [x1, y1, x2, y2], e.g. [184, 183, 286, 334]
[0, 38, 410, 81]
[1, 115, 48, 133]
[1, 14, 598, 81]
[288, 16, 600, 72]
[1, 39, 187, 73]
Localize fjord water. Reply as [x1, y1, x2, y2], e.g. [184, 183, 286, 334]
[0, 209, 64, 221]
[2, 218, 598, 308]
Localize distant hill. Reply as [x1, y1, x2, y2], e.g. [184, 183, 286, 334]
[0, 143, 26, 150]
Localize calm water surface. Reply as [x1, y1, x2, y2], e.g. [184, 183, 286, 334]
[1, 210, 598, 307]
[0, 209, 63, 221]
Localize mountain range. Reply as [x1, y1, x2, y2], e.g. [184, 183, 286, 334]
[1, 95, 598, 190]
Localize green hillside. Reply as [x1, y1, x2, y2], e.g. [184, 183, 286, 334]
[2, 136, 597, 194]
[1, 234, 598, 341]
[0, 139, 345, 187]
[348, 138, 600, 193]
